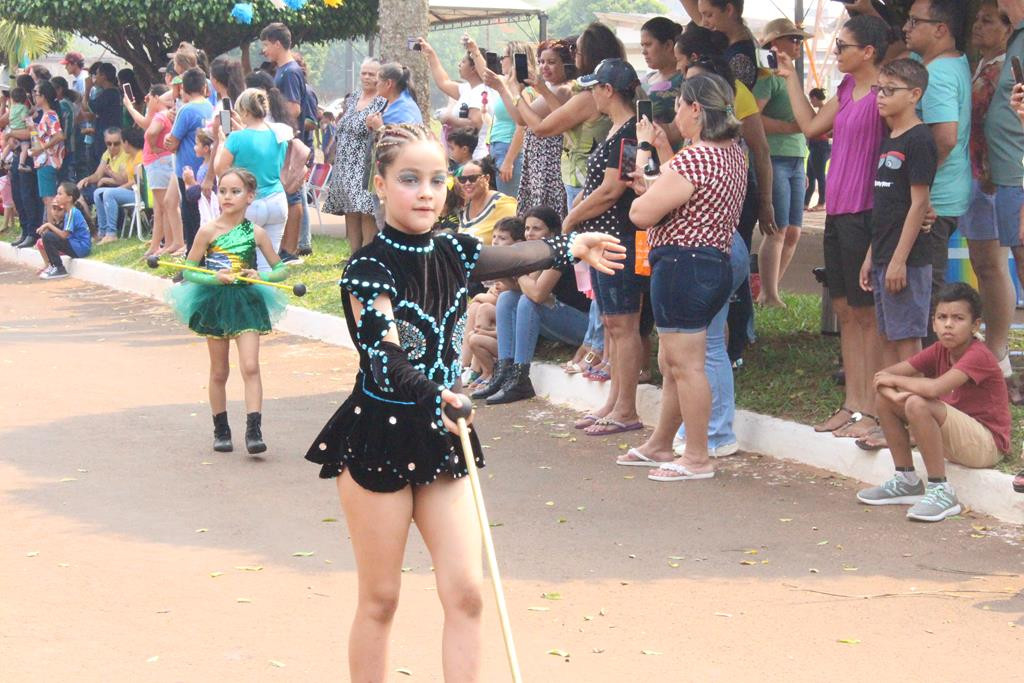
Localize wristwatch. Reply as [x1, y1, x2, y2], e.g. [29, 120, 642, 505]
[639, 141, 656, 153]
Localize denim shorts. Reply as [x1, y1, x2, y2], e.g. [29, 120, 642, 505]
[286, 188, 303, 206]
[770, 155, 805, 228]
[592, 232, 649, 316]
[144, 155, 175, 190]
[994, 184, 1024, 247]
[650, 245, 732, 333]
[36, 166, 58, 197]
[871, 263, 932, 341]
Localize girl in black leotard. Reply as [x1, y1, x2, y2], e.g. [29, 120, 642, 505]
[306, 123, 624, 681]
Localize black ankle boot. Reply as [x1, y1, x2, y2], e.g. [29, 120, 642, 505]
[245, 412, 266, 454]
[486, 363, 536, 405]
[471, 358, 513, 400]
[212, 412, 233, 452]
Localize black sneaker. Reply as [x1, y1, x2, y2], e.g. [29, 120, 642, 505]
[40, 267, 69, 280]
[18, 236, 37, 249]
[171, 272, 184, 284]
[296, 246, 313, 257]
[278, 249, 303, 265]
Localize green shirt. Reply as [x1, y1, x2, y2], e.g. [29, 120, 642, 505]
[985, 21, 1024, 187]
[752, 74, 807, 158]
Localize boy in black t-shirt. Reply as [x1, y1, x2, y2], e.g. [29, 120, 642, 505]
[859, 59, 937, 363]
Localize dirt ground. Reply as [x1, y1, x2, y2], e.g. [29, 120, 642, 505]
[2, 265, 1024, 683]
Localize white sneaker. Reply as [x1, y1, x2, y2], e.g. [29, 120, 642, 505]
[40, 267, 68, 280]
[672, 440, 740, 458]
[38, 266, 55, 279]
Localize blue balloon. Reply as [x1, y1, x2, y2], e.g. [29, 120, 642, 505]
[230, 2, 254, 24]
[284, 0, 308, 9]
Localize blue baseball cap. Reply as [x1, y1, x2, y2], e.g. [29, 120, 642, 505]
[576, 58, 639, 91]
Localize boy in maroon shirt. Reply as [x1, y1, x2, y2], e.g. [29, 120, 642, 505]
[857, 282, 1010, 521]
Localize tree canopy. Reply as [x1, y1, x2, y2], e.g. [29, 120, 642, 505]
[547, 0, 667, 39]
[0, 0, 379, 85]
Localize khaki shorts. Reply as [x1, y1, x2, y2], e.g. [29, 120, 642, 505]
[941, 404, 1001, 468]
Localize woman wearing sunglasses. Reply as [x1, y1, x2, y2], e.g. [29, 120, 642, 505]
[456, 156, 517, 245]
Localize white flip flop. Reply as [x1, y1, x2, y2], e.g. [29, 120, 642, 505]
[616, 447, 664, 467]
[648, 462, 715, 482]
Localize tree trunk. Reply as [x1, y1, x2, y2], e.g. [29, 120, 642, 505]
[378, 0, 430, 122]
[241, 40, 252, 75]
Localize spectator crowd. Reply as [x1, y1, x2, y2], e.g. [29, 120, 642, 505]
[4, 0, 1024, 516]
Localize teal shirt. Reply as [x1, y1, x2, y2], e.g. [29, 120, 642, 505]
[913, 53, 971, 217]
[985, 22, 1024, 187]
[489, 95, 516, 144]
[224, 128, 287, 198]
[752, 74, 807, 158]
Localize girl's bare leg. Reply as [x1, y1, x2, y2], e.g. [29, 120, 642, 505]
[345, 212, 364, 253]
[234, 332, 262, 413]
[338, 471, 414, 682]
[147, 188, 166, 255]
[360, 213, 379, 247]
[161, 180, 184, 253]
[207, 338, 230, 413]
[414, 476, 484, 683]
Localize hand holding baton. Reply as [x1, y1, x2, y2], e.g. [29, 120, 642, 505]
[444, 394, 523, 683]
[146, 255, 307, 297]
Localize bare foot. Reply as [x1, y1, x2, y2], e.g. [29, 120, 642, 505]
[757, 295, 787, 308]
[158, 243, 185, 256]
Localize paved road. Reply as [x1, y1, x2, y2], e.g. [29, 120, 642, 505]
[2, 265, 1023, 682]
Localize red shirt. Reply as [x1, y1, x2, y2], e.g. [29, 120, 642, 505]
[650, 141, 747, 252]
[908, 339, 1011, 452]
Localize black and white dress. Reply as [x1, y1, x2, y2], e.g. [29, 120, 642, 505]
[306, 225, 577, 492]
[323, 92, 386, 216]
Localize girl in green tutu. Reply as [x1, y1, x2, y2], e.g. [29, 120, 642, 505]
[167, 167, 289, 454]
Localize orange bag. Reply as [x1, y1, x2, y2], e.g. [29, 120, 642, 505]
[634, 230, 651, 276]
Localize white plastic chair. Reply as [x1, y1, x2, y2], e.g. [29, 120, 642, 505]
[305, 162, 332, 232]
[118, 163, 151, 241]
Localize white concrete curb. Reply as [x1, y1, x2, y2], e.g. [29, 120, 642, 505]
[4, 242, 1022, 524]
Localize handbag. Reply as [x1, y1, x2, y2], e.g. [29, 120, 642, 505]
[281, 137, 312, 195]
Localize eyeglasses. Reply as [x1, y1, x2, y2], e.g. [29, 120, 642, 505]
[834, 39, 864, 53]
[871, 84, 913, 97]
[456, 173, 482, 184]
[907, 15, 944, 29]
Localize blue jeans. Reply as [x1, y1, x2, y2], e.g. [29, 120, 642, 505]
[565, 183, 583, 213]
[770, 155, 805, 228]
[583, 298, 605, 352]
[490, 140, 523, 197]
[995, 184, 1024, 247]
[496, 290, 589, 363]
[94, 186, 135, 237]
[676, 233, 750, 448]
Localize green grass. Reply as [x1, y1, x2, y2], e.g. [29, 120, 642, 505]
[81, 236, 1024, 475]
[90, 234, 351, 317]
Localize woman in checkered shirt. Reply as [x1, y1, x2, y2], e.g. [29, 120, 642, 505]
[622, 72, 749, 483]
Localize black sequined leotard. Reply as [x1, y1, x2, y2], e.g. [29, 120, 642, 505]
[306, 225, 576, 493]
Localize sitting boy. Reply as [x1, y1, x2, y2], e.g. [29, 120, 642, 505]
[35, 181, 92, 280]
[447, 128, 478, 176]
[857, 283, 1011, 522]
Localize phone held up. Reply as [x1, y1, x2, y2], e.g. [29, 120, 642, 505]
[514, 53, 529, 84]
[1013, 56, 1024, 86]
[618, 138, 638, 181]
[122, 83, 134, 102]
[636, 99, 653, 123]
[407, 37, 422, 51]
[220, 99, 232, 136]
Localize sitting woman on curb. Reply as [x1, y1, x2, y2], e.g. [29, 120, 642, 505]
[627, 72, 749, 482]
[480, 206, 592, 405]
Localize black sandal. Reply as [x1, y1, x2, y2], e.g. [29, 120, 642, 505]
[814, 406, 857, 433]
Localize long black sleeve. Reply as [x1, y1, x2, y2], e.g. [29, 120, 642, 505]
[471, 234, 575, 282]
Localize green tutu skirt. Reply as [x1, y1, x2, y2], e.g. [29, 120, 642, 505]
[167, 282, 288, 338]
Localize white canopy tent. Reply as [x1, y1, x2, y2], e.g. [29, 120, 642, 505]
[429, 0, 548, 39]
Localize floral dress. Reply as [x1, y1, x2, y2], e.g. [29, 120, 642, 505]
[323, 92, 386, 216]
[517, 130, 566, 219]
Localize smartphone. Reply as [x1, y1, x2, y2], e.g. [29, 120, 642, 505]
[757, 48, 778, 70]
[485, 51, 502, 75]
[636, 99, 653, 123]
[220, 98, 232, 135]
[618, 138, 638, 181]
[1013, 56, 1024, 85]
[122, 83, 134, 101]
[407, 37, 421, 51]
[513, 53, 529, 84]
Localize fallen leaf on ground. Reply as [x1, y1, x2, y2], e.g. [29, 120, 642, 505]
[25, 551, 39, 557]
[837, 639, 860, 645]
[641, 649, 663, 656]
[59, 477, 77, 483]
[146, 655, 159, 663]
[547, 649, 570, 657]
[237, 598, 252, 603]
[576, 506, 585, 511]
[715, 612, 732, 618]
[489, 522, 504, 528]
[744, 549, 758, 555]
[321, 517, 338, 523]
[395, 668, 412, 676]
[809, 568, 819, 573]
[740, 560, 756, 566]
[669, 562, 680, 568]
[528, 606, 550, 612]
[779, 518, 793, 522]
[817, 540, 829, 546]
[269, 660, 285, 668]
[292, 551, 315, 557]
[235, 565, 263, 572]
[545, 501, 555, 507]
[195, 528, 208, 533]
[541, 592, 562, 600]
[201, 461, 213, 466]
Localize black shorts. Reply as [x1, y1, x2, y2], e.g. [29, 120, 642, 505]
[823, 210, 874, 308]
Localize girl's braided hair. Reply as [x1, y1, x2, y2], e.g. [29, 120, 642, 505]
[374, 123, 440, 176]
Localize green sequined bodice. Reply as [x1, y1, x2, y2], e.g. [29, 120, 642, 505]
[205, 220, 256, 273]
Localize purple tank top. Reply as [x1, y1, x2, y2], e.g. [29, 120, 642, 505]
[826, 75, 885, 215]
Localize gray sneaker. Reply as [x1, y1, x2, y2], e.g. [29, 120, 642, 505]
[856, 475, 925, 506]
[907, 482, 962, 522]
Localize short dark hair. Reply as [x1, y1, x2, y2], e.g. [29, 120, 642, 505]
[97, 62, 118, 84]
[181, 67, 206, 95]
[676, 22, 729, 60]
[926, 0, 967, 49]
[492, 216, 526, 242]
[50, 76, 69, 93]
[809, 87, 826, 100]
[880, 58, 929, 94]
[641, 17, 683, 44]
[448, 129, 479, 152]
[260, 22, 293, 50]
[104, 127, 123, 140]
[843, 15, 890, 65]
[935, 282, 982, 321]
[524, 206, 562, 234]
[10, 87, 27, 104]
[122, 126, 145, 151]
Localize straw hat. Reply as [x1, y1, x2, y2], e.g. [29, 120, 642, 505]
[760, 18, 812, 47]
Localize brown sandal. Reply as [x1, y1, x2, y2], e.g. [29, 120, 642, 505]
[814, 406, 856, 433]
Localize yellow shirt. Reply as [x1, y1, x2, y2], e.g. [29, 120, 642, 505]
[103, 149, 142, 183]
[734, 80, 759, 121]
[459, 192, 517, 246]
